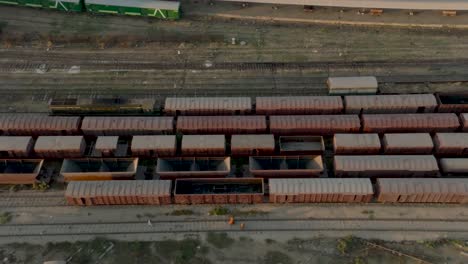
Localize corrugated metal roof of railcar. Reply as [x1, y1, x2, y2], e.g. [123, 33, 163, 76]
[85, 0, 180, 10]
[35, 136, 84, 151]
[334, 155, 439, 171]
[269, 178, 373, 195]
[383, 133, 433, 148]
[0, 136, 33, 152]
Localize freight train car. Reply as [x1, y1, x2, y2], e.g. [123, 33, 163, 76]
[85, 0, 180, 19]
[0, 0, 84, 12]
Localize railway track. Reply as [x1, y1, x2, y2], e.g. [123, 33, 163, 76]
[1, 59, 468, 72]
[1, 218, 467, 238]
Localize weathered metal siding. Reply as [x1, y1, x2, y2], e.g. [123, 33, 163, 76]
[81, 116, 174, 136]
[269, 178, 374, 203]
[255, 96, 343, 115]
[382, 133, 434, 154]
[439, 158, 468, 174]
[174, 178, 264, 204]
[60, 158, 138, 181]
[361, 114, 460, 133]
[94, 136, 119, 157]
[177, 116, 267, 134]
[249, 156, 323, 178]
[0, 159, 43, 184]
[377, 178, 468, 203]
[270, 115, 361, 135]
[0, 136, 34, 157]
[344, 94, 437, 114]
[333, 134, 381, 154]
[165, 97, 252, 115]
[230, 134, 275, 156]
[65, 180, 172, 206]
[181, 135, 225, 156]
[156, 157, 231, 179]
[34, 136, 86, 158]
[131, 135, 176, 157]
[334, 155, 439, 177]
[279, 136, 325, 155]
[433, 133, 468, 155]
[0, 114, 81, 136]
[461, 114, 468, 132]
[327, 76, 378, 95]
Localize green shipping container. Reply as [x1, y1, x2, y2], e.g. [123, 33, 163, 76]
[0, 0, 84, 12]
[85, 0, 180, 19]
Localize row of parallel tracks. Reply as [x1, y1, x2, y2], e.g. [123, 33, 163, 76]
[1, 193, 467, 237]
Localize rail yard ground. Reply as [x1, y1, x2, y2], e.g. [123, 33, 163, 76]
[1, 2, 468, 263]
[1, 5, 468, 111]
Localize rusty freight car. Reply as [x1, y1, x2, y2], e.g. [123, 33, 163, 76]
[164, 97, 252, 115]
[279, 136, 325, 155]
[333, 134, 381, 154]
[174, 178, 264, 204]
[269, 178, 374, 203]
[376, 178, 468, 203]
[439, 158, 468, 175]
[177, 116, 267, 134]
[181, 135, 225, 156]
[230, 134, 275, 156]
[255, 96, 343, 115]
[436, 94, 468, 113]
[81, 116, 174, 136]
[131, 135, 176, 157]
[34, 136, 86, 158]
[249, 156, 323, 178]
[334, 155, 439, 177]
[156, 157, 231, 179]
[60, 158, 138, 181]
[0, 159, 43, 184]
[361, 114, 460, 133]
[269, 115, 360, 135]
[0, 114, 81, 136]
[382, 133, 434, 154]
[65, 180, 172, 206]
[344, 94, 437, 114]
[0, 136, 34, 157]
[433, 133, 468, 155]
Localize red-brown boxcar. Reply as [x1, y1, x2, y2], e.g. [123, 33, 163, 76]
[333, 134, 381, 154]
[181, 135, 225, 156]
[361, 114, 460, 133]
[279, 136, 325, 155]
[433, 133, 468, 155]
[439, 158, 468, 174]
[269, 178, 374, 203]
[269, 115, 361, 135]
[177, 116, 267, 134]
[334, 155, 439, 177]
[131, 135, 176, 157]
[230, 134, 275, 156]
[156, 157, 231, 179]
[0, 159, 43, 184]
[34, 136, 86, 158]
[0, 136, 34, 157]
[93, 136, 120, 157]
[461, 113, 468, 131]
[164, 97, 252, 115]
[81, 116, 174, 136]
[174, 178, 264, 205]
[60, 158, 138, 181]
[65, 180, 172, 206]
[0, 114, 81, 136]
[436, 94, 468, 113]
[376, 178, 468, 203]
[249, 156, 323, 178]
[344, 94, 437, 114]
[255, 96, 343, 115]
[382, 133, 434, 154]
